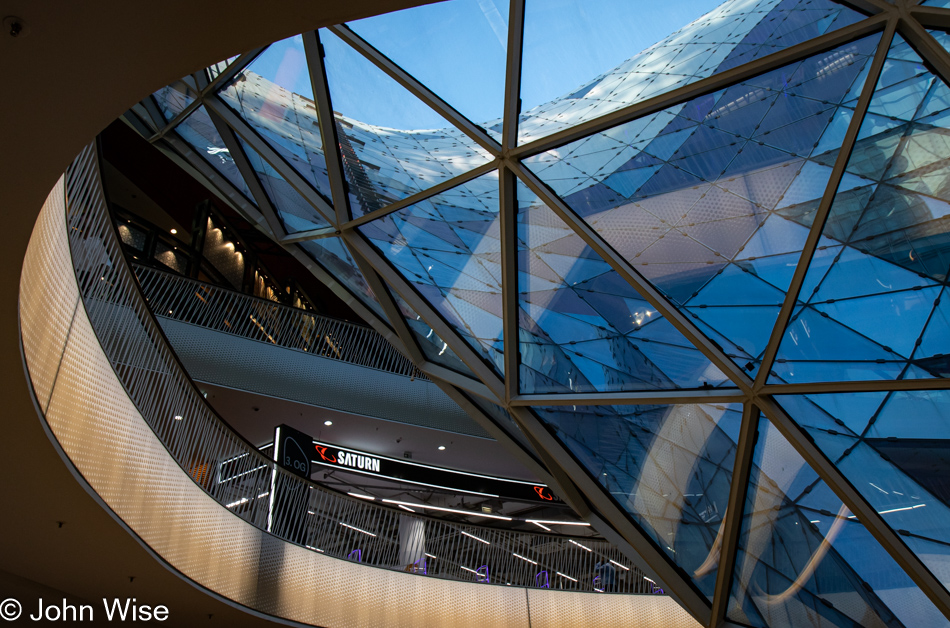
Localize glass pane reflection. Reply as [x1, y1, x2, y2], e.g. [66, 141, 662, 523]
[175, 105, 254, 201]
[727, 416, 948, 628]
[527, 35, 880, 377]
[297, 237, 386, 319]
[771, 37, 950, 384]
[536, 402, 743, 599]
[518, 0, 862, 144]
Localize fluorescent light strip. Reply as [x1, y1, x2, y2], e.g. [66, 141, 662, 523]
[347, 492, 375, 500]
[569, 539, 592, 552]
[847, 503, 926, 519]
[460, 566, 478, 574]
[339, 522, 377, 537]
[382, 499, 512, 521]
[644, 577, 656, 584]
[398, 505, 416, 513]
[225, 497, 248, 508]
[425, 553, 437, 559]
[557, 572, 578, 582]
[530, 521, 552, 532]
[460, 530, 490, 545]
[512, 553, 537, 565]
[526, 519, 590, 527]
[609, 559, 630, 571]
[305, 545, 324, 553]
[217, 464, 268, 483]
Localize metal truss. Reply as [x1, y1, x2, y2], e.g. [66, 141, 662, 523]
[128, 2, 950, 625]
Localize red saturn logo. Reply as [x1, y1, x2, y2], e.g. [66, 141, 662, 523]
[533, 486, 553, 501]
[315, 445, 337, 464]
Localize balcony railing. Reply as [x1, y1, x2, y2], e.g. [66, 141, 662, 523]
[133, 263, 426, 380]
[60, 142, 658, 596]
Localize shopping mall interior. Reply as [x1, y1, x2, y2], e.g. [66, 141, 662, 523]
[6, 0, 950, 626]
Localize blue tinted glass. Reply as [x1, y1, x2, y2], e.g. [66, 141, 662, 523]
[207, 55, 240, 81]
[536, 402, 743, 599]
[358, 171, 505, 374]
[349, 0, 508, 140]
[518, 0, 862, 144]
[237, 137, 331, 233]
[388, 290, 474, 376]
[771, 37, 950, 384]
[152, 80, 197, 123]
[527, 35, 880, 378]
[517, 181, 729, 392]
[297, 237, 385, 319]
[321, 28, 494, 220]
[217, 36, 334, 204]
[727, 416, 948, 628]
[175, 105, 254, 202]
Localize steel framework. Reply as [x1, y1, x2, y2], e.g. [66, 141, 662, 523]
[126, 1, 950, 625]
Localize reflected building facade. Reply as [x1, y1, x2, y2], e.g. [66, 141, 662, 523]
[126, 0, 950, 625]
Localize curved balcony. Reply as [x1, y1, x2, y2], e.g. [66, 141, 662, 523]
[18, 142, 699, 626]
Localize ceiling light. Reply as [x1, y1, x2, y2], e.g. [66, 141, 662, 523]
[438, 445, 446, 450]
[324, 420, 332, 426]
[170, 228, 177, 234]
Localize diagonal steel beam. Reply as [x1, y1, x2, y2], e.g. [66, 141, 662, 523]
[911, 5, 950, 29]
[499, 166, 520, 402]
[509, 159, 755, 393]
[154, 132, 269, 233]
[327, 24, 502, 156]
[511, 389, 747, 406]
[899, 11, 950, 84]
[509, 13, 889, 160]
[204, 93, 338, 225]
[280, 226, 338, 244]
[206, 106, 286, 239]
[201, 46, 267, 96]
[755, 17, 897, 392]
[418, 362, 497, 402]
[502, 403, 713, 625]
[307, 30, 354, 226]
[340, 159, 500, 231]
[756, 394, 950, 620]
[341, 230, 508, 401]
[709, 402, 759, 628]
[502, 0, 526, 152]
[764, 377, 950, 395]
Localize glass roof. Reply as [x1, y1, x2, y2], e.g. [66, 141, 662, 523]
[131, 0, 950, 624]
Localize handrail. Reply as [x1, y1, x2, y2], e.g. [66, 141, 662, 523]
[132, 262, 426, 380]
[60, 142, 656, 596]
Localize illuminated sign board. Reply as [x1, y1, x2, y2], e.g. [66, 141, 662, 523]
[274, 424, 312, 479]
[311, 440, 560, 504]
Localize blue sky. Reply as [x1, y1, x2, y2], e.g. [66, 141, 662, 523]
[248, 0, 724, 130]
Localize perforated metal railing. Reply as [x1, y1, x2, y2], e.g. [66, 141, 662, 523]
[64, 142, 656, 595]
[133, 263, 426, 380]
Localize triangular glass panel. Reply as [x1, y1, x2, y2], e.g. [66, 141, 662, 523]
[517, 0, 863, 144]
[358, 171, 504, 375]
[297, 237, 385, 320]
[207, 55, 240, 82]
[727, 415, 949, 628]
[388, 289, 474, 377]
[349, 0, 508, 141]
[236, 137, 331, 234]
[217, 35, 335, 204]
[152, 80, 198, 123]
[771, 37, 950, 384]
[526, 34, 881, 377]
[778, 391, 950, 593]
[536, 402, 744, 600]
[517, 181, 730, 393]
[174, 105, 254, 202]
[320, 28, 495, 220]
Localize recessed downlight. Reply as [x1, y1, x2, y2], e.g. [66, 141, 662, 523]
[438, 445, 446, 451]
[324, 420, 333, 426]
